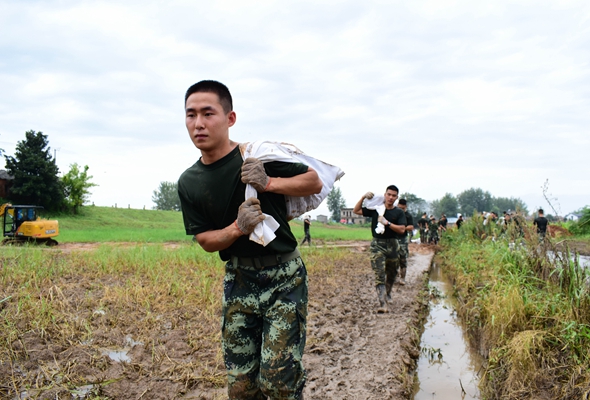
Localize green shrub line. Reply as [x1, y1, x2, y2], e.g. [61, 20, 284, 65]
[438, 218, 590, 399]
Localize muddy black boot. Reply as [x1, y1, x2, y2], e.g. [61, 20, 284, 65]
[376, 284, 388, 313]
[399, 268, 407, 285]
[385, 282, 393, 302]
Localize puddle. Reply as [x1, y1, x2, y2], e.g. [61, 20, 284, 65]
[413, 262, 483, 399]
[99, 335, 143, 363]
[71, 384, 94, 398]
[101, 348, 131, 363]
[547, 252, 590, 269]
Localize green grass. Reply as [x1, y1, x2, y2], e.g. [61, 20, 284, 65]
[44, 206, 187, 243]
[438, 221, 590, 399]
[42, 206, 372, 243]
[289, 220, 372, 241]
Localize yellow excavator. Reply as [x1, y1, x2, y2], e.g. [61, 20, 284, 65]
[0, 203, 59, 246]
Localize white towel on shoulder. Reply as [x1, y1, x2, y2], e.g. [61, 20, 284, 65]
[363, 195, 399, 234]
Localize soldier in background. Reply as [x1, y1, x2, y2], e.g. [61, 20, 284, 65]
[353, 186, 406, 313]
[300, 215, 312, 246]
[439, 214, 448, 232]
[396, 199, 414, 285]
[534, 209, 549, 242]
[456, 214, 464, 229]
[428, 216, 439, 245]
[417, 212, 429, 244]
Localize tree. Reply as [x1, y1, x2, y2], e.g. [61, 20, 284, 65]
[152, 181, 181, 211]
[4, 130, 64, 210]
[326, 186, 346, 222]
[492, 196, 528, 215]
[400, 192, 428, 218]
[62, 163, 98, 214]
[457, 188, 492, 217]
[431, 193, 458, 217]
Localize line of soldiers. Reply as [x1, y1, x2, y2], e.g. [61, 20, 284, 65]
[353, 186, 414, 313]
[416, 212, 450, 245]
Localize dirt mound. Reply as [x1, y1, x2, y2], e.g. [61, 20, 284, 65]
[548, 225, 571, 237]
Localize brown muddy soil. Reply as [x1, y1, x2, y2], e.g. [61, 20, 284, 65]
[1, 242, 434, 400]
[304, 243, 434, 399]
[555, 238, 590, 256]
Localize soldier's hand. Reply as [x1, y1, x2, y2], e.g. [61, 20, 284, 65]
[241, 158, 270, 192]
[364, 191, 374, 199]
[378, 216, 389, 226]
[236, 198, 265, 235]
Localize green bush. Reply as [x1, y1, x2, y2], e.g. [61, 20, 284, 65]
[568, 207, 590, 236]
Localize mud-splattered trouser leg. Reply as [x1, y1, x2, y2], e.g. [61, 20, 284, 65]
[370, 238, 400, 287]
[419, 228, 427, 244]
[222, 257, 308, 400]
[397, 236, 408, 270]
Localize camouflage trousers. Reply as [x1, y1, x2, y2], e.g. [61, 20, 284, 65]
[419, 228, 427, 244]
[397, 236, 409, 270]
[222, 255, 308, 400]
[429, 230, 439, 244]
[369, 238, 400, 287]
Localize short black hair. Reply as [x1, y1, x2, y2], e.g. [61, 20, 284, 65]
[538, 209, 544, 214]
[386, 185, 399, 193]
[398, 199, 407, 205]
[185, 80, 233, 114]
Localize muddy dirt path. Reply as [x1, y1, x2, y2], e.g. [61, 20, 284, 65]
[304, 243, 434, 399]
[3, 242, 434, 399]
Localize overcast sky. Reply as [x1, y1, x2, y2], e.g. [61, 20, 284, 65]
[1, 0, 588, 219]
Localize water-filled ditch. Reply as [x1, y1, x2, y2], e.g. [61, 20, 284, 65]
[413, 262, 484, 399]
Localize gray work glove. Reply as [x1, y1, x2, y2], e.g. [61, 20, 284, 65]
[364, 191, 374, 199]
[236, 198, 265, 235]
[241, 158, 270, 192]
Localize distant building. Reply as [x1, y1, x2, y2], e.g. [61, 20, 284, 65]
[564, 213, 582, 221]
[316, 214, 328, 223]
[340, 207, 369, 224]
[0, 170, 13, 199]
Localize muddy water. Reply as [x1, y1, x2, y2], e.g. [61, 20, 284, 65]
[577, 255, 590, 268]
[413, 262, 483, 399]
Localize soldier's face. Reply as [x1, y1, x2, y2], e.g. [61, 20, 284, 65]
[384, 189, 398, 206]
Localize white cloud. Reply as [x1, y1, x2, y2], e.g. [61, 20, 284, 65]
[0, 0, 589, 219]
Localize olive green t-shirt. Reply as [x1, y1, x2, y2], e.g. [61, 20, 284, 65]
[178, 145, 309, 261]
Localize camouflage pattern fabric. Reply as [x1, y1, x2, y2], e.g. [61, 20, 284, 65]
[222, 257, 308, 400]
[369, 238, 400, 287]
[419, 228, 427, 244]
[428, 222, 439, 244]
[397, 236, 409, 270]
